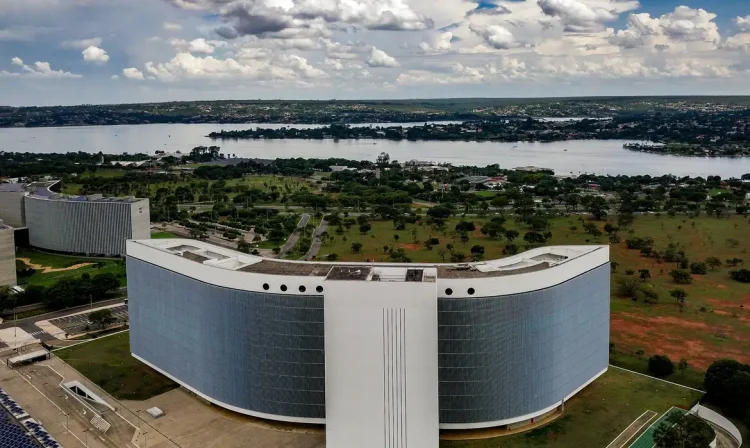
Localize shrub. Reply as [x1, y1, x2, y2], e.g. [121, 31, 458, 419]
[648, 354, 675, 377]
[669, 270, 693, 284]
[642, 287, 659, 304]
[730, 269, 750, 283]
[617, 277, 641, 298]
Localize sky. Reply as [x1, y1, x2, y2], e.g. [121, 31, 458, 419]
[0, 0, 749, 106]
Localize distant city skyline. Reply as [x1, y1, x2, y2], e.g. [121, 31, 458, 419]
[0, 0, 749, 106]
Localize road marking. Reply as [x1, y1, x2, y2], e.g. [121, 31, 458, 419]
[606, 410, 658, 448]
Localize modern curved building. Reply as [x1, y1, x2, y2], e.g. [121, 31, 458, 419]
[127, 239, 610, 448]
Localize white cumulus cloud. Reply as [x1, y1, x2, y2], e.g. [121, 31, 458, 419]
[419, 32, 453, 54]
[537, 0, 620, 32]
[469, 24, 517, 49]
[82, 46, 110, 64]
[122, 67, 145, 80]
[365, 47, 399, 67]
[1, 57, 81, 78]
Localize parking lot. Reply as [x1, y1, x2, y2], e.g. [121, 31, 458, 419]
[45, 305, 128, 338]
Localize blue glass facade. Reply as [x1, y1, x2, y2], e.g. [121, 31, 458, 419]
[127, 258, 326, 419]
[437, 264, 610, 425]
[128, 257, 609, 425]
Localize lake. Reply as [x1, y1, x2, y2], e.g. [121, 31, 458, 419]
[1, 123, 749, 177]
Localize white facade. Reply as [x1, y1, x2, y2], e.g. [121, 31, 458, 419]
[325, 269, 439, 448]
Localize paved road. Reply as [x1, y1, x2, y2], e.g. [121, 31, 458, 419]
[278, 214, 310, 258]
[301, 220, 328, 261]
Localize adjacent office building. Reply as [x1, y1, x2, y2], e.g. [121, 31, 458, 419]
[0, 181, 149, 257]
[127, 239, 610, 448]
[0, 221, 16, 287]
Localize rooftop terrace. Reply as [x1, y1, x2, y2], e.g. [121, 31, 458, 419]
[131, 239, 604, 279]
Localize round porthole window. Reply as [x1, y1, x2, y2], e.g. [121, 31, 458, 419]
[445, 288, 453, 296]
[316, 286, 324, 293]
[299, 285, 306, 293]
[468, 288, 475, 296]
[280, 285, 288, 292]
[262, 283, 270, 291]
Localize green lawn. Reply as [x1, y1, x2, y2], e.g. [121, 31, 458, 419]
[151, 231, 181, 239]
[56, 332, 178, 401]
[441, 367, 702, 448]
[15, 249, 126, 287]
[319, 214, 750, 370]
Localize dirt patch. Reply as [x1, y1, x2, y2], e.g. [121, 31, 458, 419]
[611, 312, 750, 369]
[714, 310, 733, 316]
[17, 258, 93, 274]
[397, 243, 422, 251]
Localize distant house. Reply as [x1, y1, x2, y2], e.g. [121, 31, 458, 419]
[745, 192, 750, 204]
[329, 166, 354, 173]
[586, 183, 601, 192]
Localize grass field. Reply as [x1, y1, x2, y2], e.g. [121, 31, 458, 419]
[63, 171, 318, 200]
[15, 248, 126, 287]
[320, 214, 750, 370]
[441, 367, 702, 448]
[151, 231, 181, 239]
[56, 332, 178, 401]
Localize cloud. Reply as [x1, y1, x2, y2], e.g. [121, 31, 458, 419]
[365, 47, 399, 67]
[1, 58, 81, 78]
[187, 38, 218, 54]
[163, 22, 183, 31]
[738, 16, 750, 32]
[608, 6, 721, 50]
[167, 0, 433, 39]
[82, 46, 110, 63]
[122, 67, 145, 80]
[419, 31, 452, 54]
[537, 0, 619, 32]
[61, 37, 103, 50]
[141, 52, 327, 83]
[659, 7, 720, 43]
[469, 24, 517, 50]
[110, 75, 120, 80]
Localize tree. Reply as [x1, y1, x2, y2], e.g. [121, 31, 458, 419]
[689, 262, 707, 275]
[88, 309, 116, 330]
[678, 358, 689, 374]
[376, 152, 390, 167]
[351, 242, 363, 253]
[617, 277, 641, 298]
[237, 239, 252, 254]
[470, 245, 485, 260]
[438, 248, 448, 263]
[455, 221, 476, 233]
[0, 286, 17, 314]
[653, 411, 714, 448]
[90, 273, 121, 298]
[481, 221, 504, 239]
[706, 256, 722, 270]
[669, 270, 693, 284]
[393, 234, 400, 242]
[426, 206, 452, 220]
[648, 354, 675, 377]
[359, 223, 372, 234]
[670, 289, 688, 307]
[504, 229, 519, 242]
[523, 231, 547, 245]
[610, 261, 619, 273]
[325, 253, 339, 261]
[586, 196, 609, 220]
[638, 269, 651, 281]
